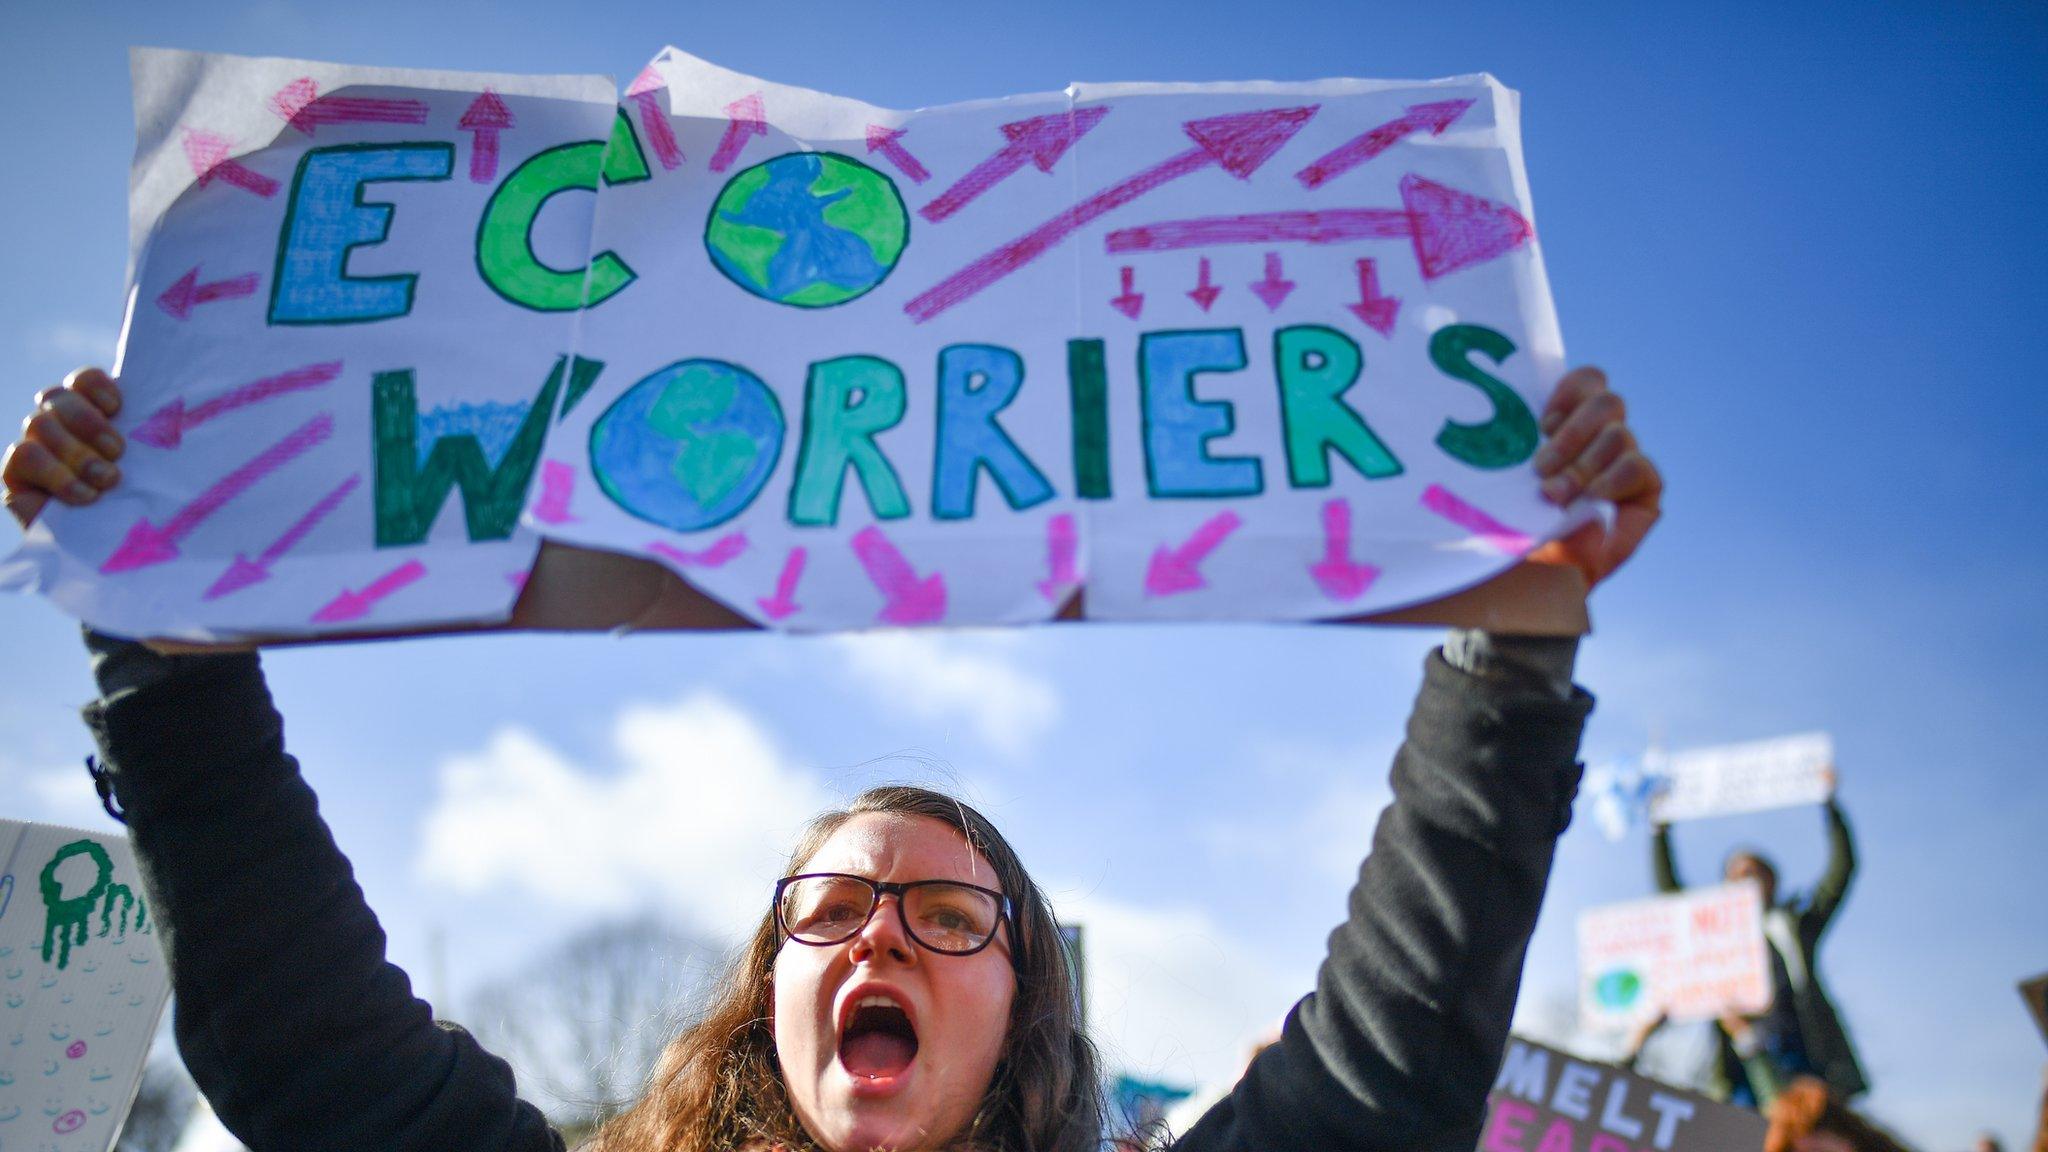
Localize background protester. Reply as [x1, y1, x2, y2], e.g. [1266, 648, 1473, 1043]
[1764, 1076, 1919, 1152]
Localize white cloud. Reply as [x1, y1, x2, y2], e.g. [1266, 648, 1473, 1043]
[415, 691, 832, 937]
[829, 632, 1060, 759]
[1196, 736, 1398, 884]
[35, 323, 120, 364]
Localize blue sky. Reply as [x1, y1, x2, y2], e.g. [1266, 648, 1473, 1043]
[2, 0, 2044, 1146]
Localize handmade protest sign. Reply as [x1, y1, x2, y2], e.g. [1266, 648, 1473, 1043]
[0, 819, 172, 1150]
[1, 46, 1591, 639]
[1646, 733, 1835, 825]
[1480, 1037, 1766, 1152]
[1578, 881, 1770, 1031]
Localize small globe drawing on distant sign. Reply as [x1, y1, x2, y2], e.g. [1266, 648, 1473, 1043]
[704, 152, 909, 308]
[589, 359, 785, 534]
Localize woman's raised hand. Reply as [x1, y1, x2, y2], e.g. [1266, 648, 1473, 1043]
[3, 368, 125, 529]
[1530, 367, 1663, 590]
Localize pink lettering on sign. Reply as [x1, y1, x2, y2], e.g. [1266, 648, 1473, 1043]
[1482, 1097, 1537, 1152]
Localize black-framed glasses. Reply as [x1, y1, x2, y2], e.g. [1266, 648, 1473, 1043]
[774, 872, 1013, 957]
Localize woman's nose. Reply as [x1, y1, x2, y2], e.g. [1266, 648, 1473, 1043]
[849, 894, 916, 964]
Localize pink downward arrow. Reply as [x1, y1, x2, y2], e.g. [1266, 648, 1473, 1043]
[311, 559, 427, 624]
[460, 90, 516, 183]
[156, 266, 260, 320]
[1037, 513, 1081, 603]
[1249, 251, 1296, 310]
[626, 67, 684, 171]
[1187, 256, 1221, 311]
[865, 125, 932, 184]
[1420, 484, 1534, 555]
[1295, 98, 1474, 189]
[1110, 266, 1144, 319]
[182, 130, 278, 198]
[102, 413, 333, 574]
[852, 526, 946, 624]
[205, 474, 360, 600]
[1346, 257, 1400, 336]
[1145, 510, 1241, 596]
[918, 106, 1108, 223]
[649, 534, 748, 568]
[1309, 498, 1381, 601]
[133, 361, 343, 450]
[709, 93, 766, 174]
[757, 546, 808, 621]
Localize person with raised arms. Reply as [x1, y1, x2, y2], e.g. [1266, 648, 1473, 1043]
[4, 362, 1660, 1152]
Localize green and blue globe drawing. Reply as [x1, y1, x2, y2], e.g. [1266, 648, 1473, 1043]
[589, 360, 785, 533]
[704, 151, 909, 308]
[1592, 967, 1645, 1010]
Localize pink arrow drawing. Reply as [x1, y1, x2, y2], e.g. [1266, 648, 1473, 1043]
[506, 570, 530, 592]
[132, 361, 343, 450]
[1346, 257, 1400, 336]
[709, 93, 767, 174]
[181, 130, 279, 197]
[270, 77, 430, 135]
[203, 473, 360, 600]
[101, 412, 333, 574]
[648, 534, 748, 568]
[1145, 510, 1242, 596]
[530, 459, 578, 525]
[155, 266, 260, 320]
[626, 67, 684, 171]
[1037, 513, 1080, 603]
[904, 104, 1319, 323]
[865, 125, 932, 185]
[757, 546, 808, 621]
[1105, 174, 1533, 282]
[918, 106, 1109, 223]
[1110, 266, 1144, 319]
[1295, 98, 1475, 190]
[852, 526, 946, 624]
[311, 559, 427, 624]
[1249, 251, 1296, 310]
[1187, 256, 1221, 311]
[460, 90, 516, 183]
[1420, 483, 1534, 555]
[1309, 498, 1381, 601]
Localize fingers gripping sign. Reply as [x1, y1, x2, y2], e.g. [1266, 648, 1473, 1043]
[4, 368, 124, 529]
[1529, 366, 1662, 589]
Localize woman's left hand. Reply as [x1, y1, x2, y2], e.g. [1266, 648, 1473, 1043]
[1528, 367, 1662, 590]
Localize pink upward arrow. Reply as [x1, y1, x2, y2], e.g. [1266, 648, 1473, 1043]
[270, 77, 429, 135]
[918, 106, 1109, 223]
[460, 90, 516, 183]
[649, 534, 748, 568]
[182, 131, 278, 198]
[1187, 256, 1221, 311]
[204, 473, 360, 600]
[1145, 510, 1241, 597]
[852, 526, 946, 624]
[1105, 173, 1533, 282]
[626, 67, 684, 171]
[101, 412, 333, 574]
[1110, 266, 1144, 319]
[757, 546, 808, 621]
[1346, 257, 1400, 336]
[1295, 98, 1475, 189]
[311, 559, 428, 624]
[865, 125, 931, 184]
[709, 93, 766, 174]
[132, 361, 343, 450]
[156, 266, 261, 320]
[1037, 513, 1080, 603]
[1309, 498, 1381, 601]
[904, 104, 1319, 322]
[1249, 251, 1296, 310]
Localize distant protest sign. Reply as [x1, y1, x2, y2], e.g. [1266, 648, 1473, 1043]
[0, 45, 1593, 642]
[1578, 881, 1769, 1030]
[1646, 733, 1835, 825]
[1480, 1036, 1765, 1152]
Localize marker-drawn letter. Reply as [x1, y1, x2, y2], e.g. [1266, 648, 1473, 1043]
[475, 111, 650, 312]
[1274, 324, 1402, 486]
[1598, 1080, 1645, 1139]
[1141, 329, 1261, 498]
[1549, 1062, 1601, 1121]
[1067, 338, 1112, 500]
[270, 143, 453, 324]
[373, 356, 571, 545]
[1492, 1039, 1550, 1102]
[1430, 323, 1539, 469]
[789, 355, 911, 527]
[1645, 1092, 1697, 1151]
[932, 344, 1053, 520]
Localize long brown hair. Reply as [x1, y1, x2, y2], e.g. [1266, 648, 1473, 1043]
[588, 785, 1105, 1151]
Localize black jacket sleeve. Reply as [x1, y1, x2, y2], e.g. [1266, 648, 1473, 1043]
[1168, 647, 1593, 1152]
[80, 632, 562, 1152]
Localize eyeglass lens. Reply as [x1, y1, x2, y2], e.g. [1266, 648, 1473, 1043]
[779, 875, 1001, 953]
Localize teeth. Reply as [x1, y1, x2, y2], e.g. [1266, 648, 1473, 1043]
[855, 995, 898, 1010]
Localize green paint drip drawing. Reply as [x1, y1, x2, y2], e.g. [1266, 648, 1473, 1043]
[38, 840, 147, 971]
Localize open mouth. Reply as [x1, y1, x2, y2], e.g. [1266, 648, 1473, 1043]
[839, 995, 920, 1080]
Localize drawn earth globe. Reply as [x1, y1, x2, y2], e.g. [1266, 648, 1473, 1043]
[704, 151, 909, 307]
[589, 359, 785, 533]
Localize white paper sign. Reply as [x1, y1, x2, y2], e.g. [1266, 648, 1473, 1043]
[0, 819, 172, 1151]
[1646, 732, 1835, 825]
[1578, 881, 1770, 1030]
[3, 46, 1593, 640]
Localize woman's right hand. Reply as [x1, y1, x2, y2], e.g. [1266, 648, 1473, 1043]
[3, 367, 125, 529]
